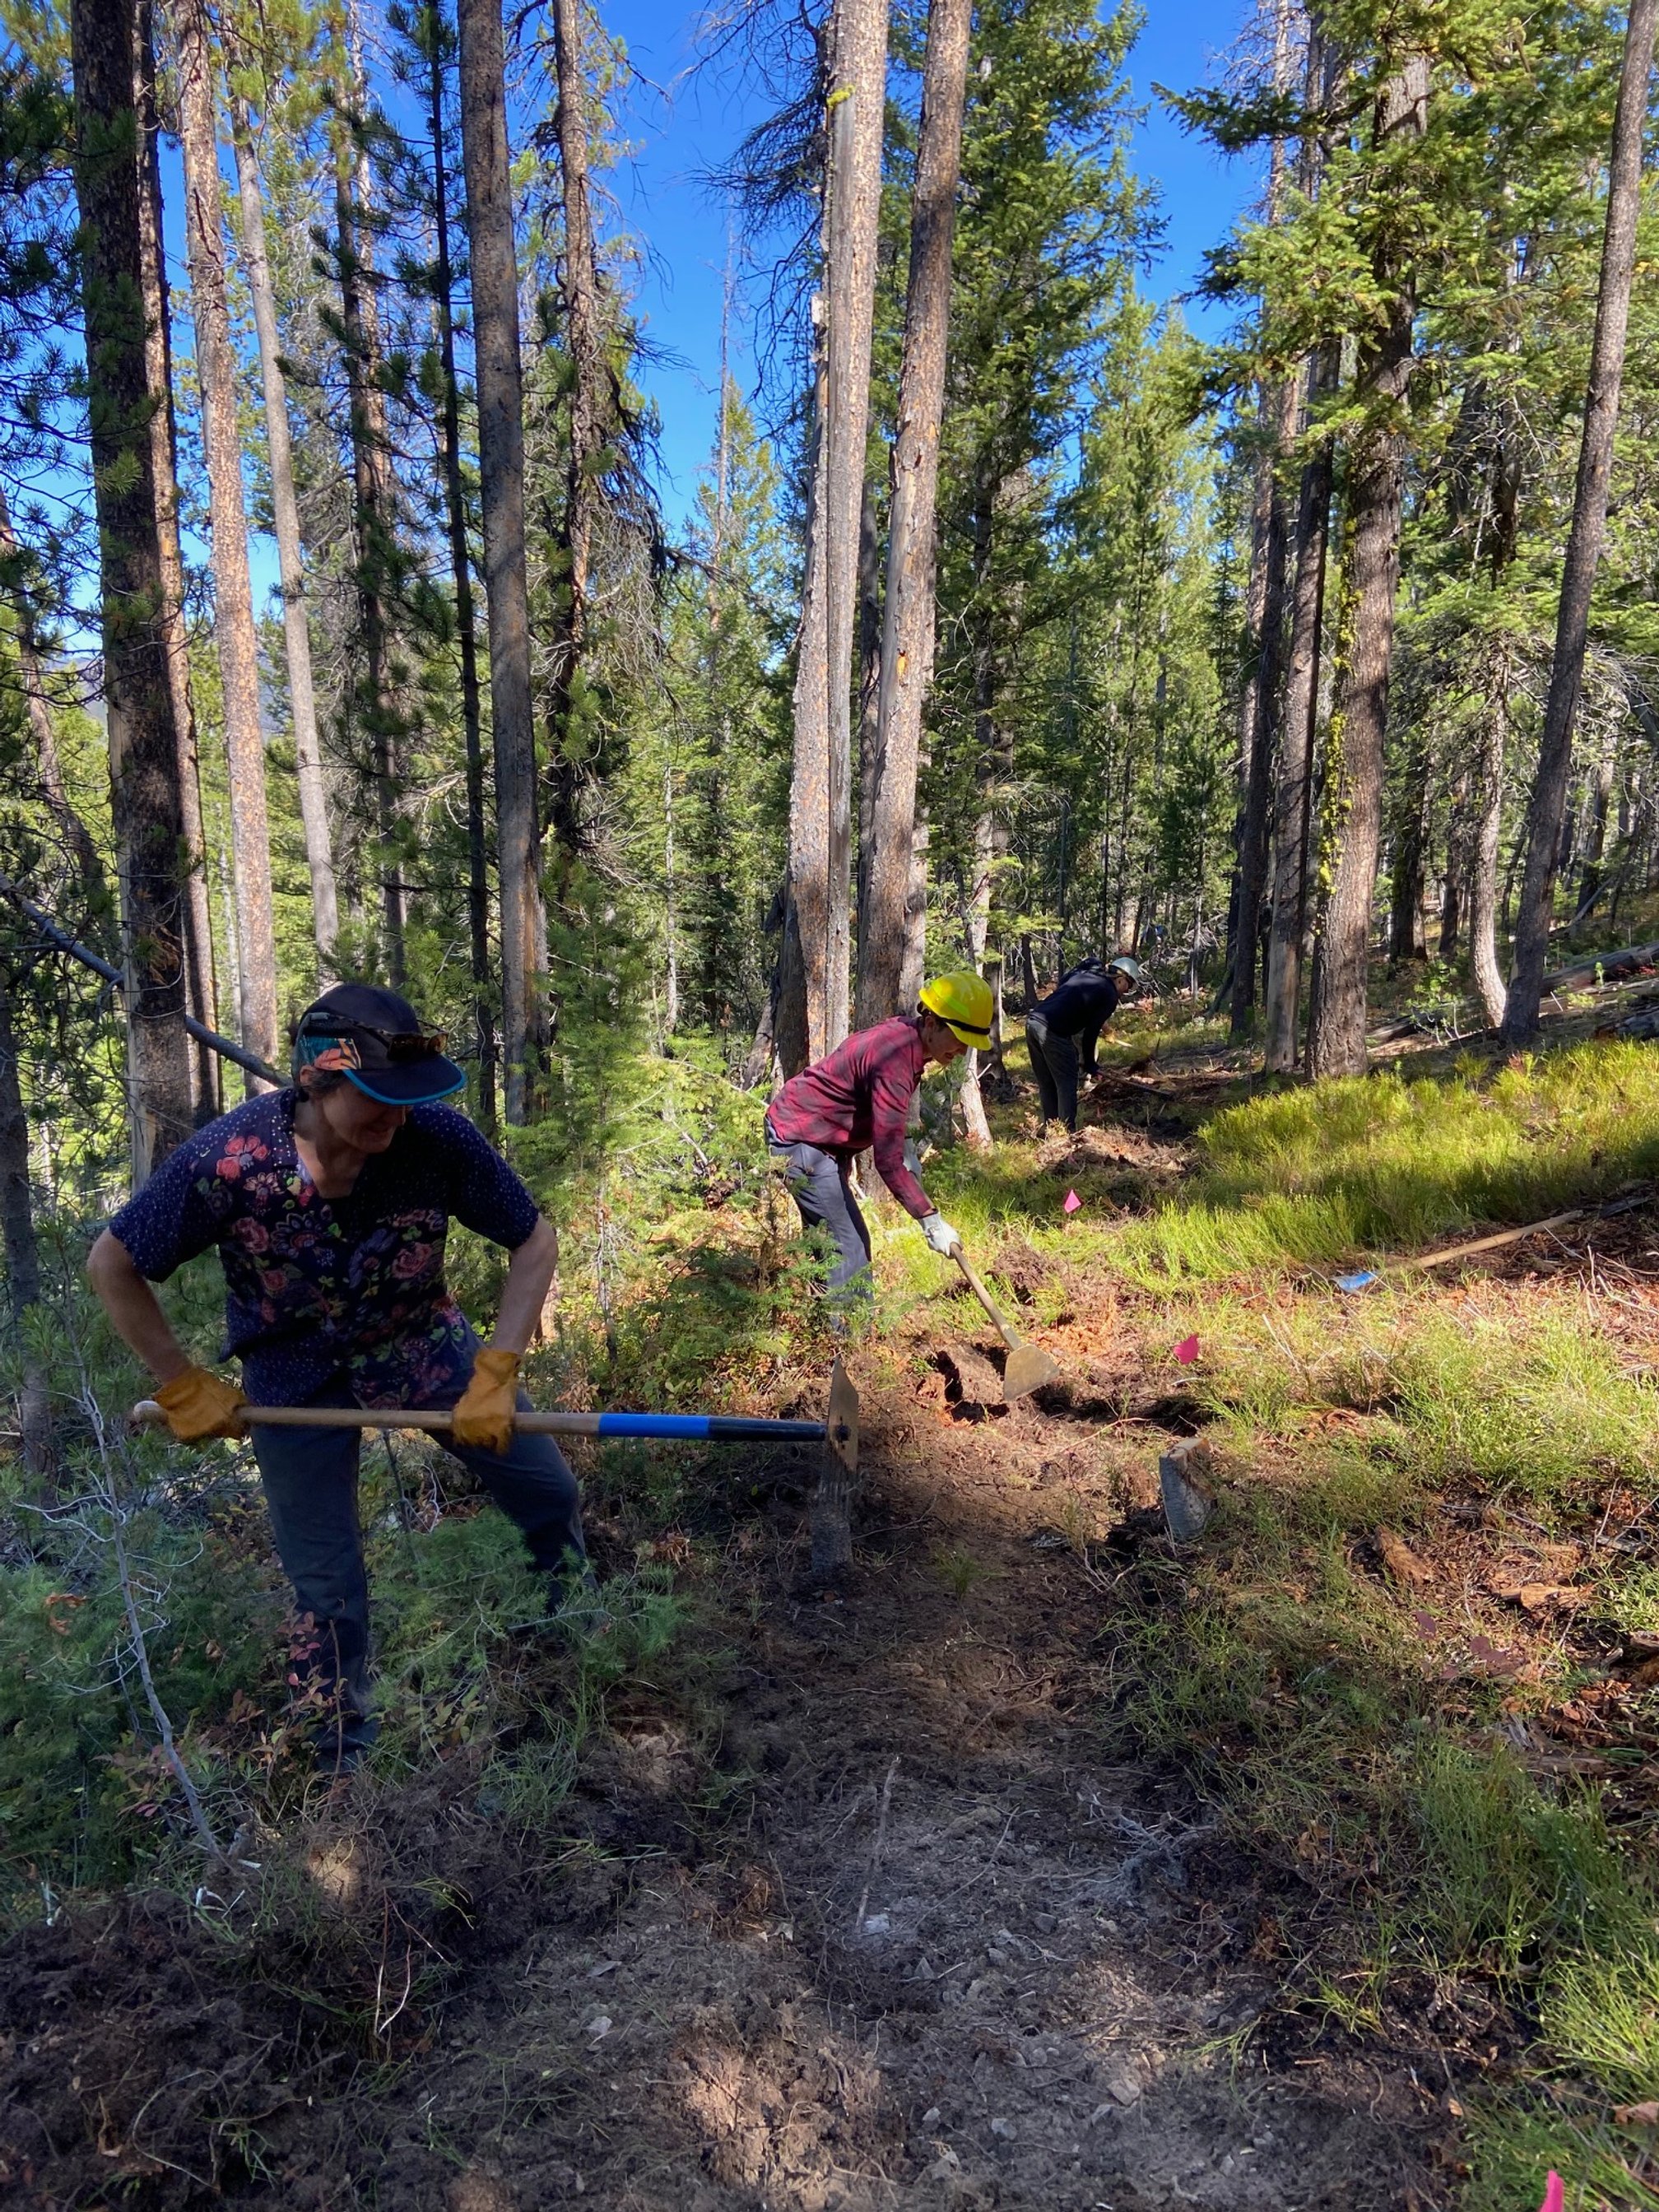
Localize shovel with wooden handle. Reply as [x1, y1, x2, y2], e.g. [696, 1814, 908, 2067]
[950, 1246, 1059, 1401]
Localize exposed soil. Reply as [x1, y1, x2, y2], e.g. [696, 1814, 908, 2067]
[0, 1288, 1443, 2211]
[18, 1070, 1659, 2210]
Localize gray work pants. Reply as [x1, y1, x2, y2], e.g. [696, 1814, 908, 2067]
[767, 1136, 873, 1302]
[251, 1364, 584, 1768]
[1026, 1012, 1080, 1130]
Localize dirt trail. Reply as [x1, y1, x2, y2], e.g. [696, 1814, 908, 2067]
[343, 1341, 1432, 2212]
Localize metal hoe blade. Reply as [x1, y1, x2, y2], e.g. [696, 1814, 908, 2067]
[1002, 1340, 1060, 1401]
[950, 1248, 1059, 1403]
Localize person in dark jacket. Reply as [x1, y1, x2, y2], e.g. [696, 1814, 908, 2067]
[1025, 955, 1143, 1132]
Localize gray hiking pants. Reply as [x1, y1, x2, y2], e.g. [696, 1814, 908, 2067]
[766, 1133, 873, 1301]
[1026, 1012, 1080, 1131]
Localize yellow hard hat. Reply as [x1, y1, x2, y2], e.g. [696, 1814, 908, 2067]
[918, 969, 994, 1048]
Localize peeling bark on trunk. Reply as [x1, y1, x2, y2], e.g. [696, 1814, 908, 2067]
[72, 0, 195, 1178]
[457, 0, 544, 1120]
[1503, 0, 1658, 1044]
[857, 0, 968, 1032]
[176, 0, 277, 1084]
[1306, 57, 1429, 1081]
[229, 95, 338, 971]
[781, 0, 890, 1071]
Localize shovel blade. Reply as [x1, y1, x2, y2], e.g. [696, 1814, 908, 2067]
[1002, 1341, 1059, 1401]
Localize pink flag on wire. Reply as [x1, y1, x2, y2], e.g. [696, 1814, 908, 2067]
[1540, 2175, 1564, 2212]
[1063, 1189, 1081, 1214]
[1174, 1335, 1199, 1365]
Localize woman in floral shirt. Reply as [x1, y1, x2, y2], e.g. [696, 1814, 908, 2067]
[87, 983, 587, 1773]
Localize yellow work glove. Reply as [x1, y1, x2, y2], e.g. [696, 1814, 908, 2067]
[154, 1365, 249, 1442]
[451, 1348, 520, 1455]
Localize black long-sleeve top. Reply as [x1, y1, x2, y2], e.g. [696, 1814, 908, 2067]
[1030, 964, 1121, 1073]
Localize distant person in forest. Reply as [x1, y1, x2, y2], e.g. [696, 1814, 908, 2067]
[764, 971, 995, 1308]
[86, 983, 588, 1776]
[1025, 954, 1144, 1133]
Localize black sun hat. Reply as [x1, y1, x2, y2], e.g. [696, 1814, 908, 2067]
[292, 983, 467, 1106]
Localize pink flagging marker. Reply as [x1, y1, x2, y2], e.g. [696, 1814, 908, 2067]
[1539, 2174, 1564, 2212]
[1063, 1188, 1081, 1213]
[1174, 1334, 1199, 1365]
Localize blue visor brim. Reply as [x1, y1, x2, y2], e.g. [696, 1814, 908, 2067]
[344, 1058, 467, 1106]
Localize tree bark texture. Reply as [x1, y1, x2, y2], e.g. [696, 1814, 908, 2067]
[334, 21, 404, 983]
[1262, 346, 1336, 1071]
[229, 96, 338, 971]
[427, 30, 497, 1132]
[457, 0, 543, 1120]
[1502, 0, 1658, 1044]
[135, 0, 218, 1120]
[856, 0, 969, 1031]
[72, 0, 195, 1178]
[546, 0, 608, 852]
[1306, 56, 1429, 1081]
[782, 0, 890, 1071]
[1229, 379, 1294, 1036]
[175, 0, 278, 1083]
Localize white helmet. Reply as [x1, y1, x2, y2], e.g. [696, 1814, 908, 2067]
[1108, 955, 1145, 992]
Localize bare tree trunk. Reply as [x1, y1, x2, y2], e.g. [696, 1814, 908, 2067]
[72, 0, 195, 1178]
[1306, 57, 1429, 1080]
[1388, 725, 1430, 960]
[546, 0, 608, 852]
[1467, 711, 1506, 1026]
[425, 25, 497, 1132]
[857, 0, 969, 1031]
[175, 0, 277, 1084]
[781, 0, 890, 1071]
[334, 21, 404, 983]
[1229, 382, 1293, 1036]
[853, 472, 881, 921]
[959, 490, 1002, 1150]
[457, 0, 543, 1120]
[1503, 0, 1657, 1044]
[135, 0, 217, 1121]
[229, 95, 338, 972]
[1262, 343, 1336, 1071]
[1571, 726, 1618, 933]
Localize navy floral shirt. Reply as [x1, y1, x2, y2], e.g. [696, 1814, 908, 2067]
[109, 1090, 541, 1409]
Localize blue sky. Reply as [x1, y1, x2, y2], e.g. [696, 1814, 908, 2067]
[598, 0, 1257, 528]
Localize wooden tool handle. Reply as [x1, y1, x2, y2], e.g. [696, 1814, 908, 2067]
[950, 1248, 1020, 1352]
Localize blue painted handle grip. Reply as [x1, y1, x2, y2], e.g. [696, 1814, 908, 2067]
[594, 1412, 826, 1443]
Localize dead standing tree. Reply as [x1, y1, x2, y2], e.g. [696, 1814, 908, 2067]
[228, 80, 341, 972]
[855, 0, 970, 1031]
[778, 0, 890, 1075]
[70, 0, 195, 1178]
[174, 0, 278, 1080]
[458, 0, 546, 1121]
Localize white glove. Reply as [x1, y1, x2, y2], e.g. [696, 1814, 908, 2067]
[920, 1212, 961, 1257]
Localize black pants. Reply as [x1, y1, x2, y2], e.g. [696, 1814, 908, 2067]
[251, 1365, 585, 1766]
[767, 1136, 873, 1301]
[1026, 1013, 1080, 1131]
